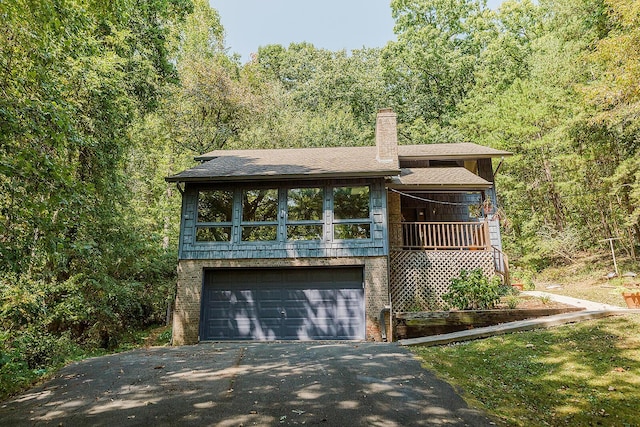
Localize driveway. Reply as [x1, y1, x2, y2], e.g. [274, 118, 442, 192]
[0, 342, 493, 426]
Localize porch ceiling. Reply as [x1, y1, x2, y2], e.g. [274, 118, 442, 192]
[387, 167, 493, 190]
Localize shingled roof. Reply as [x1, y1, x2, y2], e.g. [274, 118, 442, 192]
[389, 167, 493, 189]
[166, 143, 511, 183]
[166, 146, 400, 183]
[397, 143, 510, 159]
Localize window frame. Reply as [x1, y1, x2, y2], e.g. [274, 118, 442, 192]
[240, 188, 280, 242]
[195, 189, 235, 243]
[285, 186, 325, 242]
[191, 183, 374, 245]
[331, 185, 372, 241]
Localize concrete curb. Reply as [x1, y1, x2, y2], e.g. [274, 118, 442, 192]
[521, 291, 626, 311]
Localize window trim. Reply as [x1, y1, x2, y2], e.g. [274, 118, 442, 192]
[195, 189, 234, 243]
[285, 186, 325, 242]
[331, 185, 373, 241]
[240, 188, 279, 242]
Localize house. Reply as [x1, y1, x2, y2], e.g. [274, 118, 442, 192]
[166, 109, 511, 345]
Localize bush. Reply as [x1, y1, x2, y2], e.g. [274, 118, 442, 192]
[0, 244, 177, 397]
[443, 269, 508, 310]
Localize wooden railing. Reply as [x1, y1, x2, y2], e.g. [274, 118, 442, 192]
[492, 245, 510, 285]
[389, 221, 490, 250]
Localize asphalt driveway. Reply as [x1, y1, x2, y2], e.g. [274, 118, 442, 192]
[0, 342, 493, 426]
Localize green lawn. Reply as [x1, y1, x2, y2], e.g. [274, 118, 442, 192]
[412, 314, 640, 426]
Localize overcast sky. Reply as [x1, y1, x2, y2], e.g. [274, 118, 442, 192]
[211, 0, 505, 63]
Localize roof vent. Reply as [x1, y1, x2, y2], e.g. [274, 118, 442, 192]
[375, 108, 398, 165]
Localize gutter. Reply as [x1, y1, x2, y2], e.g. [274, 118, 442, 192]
[165, 170, 401, 183]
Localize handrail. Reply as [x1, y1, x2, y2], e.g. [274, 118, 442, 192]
[492, 245, 510, 285]
[389, 221, 490, 250]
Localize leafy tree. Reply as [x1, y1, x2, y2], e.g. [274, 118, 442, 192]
[454, 0, 631, 267]
[0, 0, 192, 383]
[161, 0, 260, 154]
[382, 0, 494, 143]
[239, 43, 388, 149]
[582, 0, 640, 254]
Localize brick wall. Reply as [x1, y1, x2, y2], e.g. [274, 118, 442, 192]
[375, 109, 398, 164]
[172, 256, 389, 345]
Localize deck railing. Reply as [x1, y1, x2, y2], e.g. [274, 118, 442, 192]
[389, 221, 490, 250]
[492, 245, 510, 285]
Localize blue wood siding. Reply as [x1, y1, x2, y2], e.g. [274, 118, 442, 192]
[178, 178, 388, 260]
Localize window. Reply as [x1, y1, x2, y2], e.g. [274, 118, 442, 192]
[193, 184, 374, 244]
[241, 189, 278, 241]
[287, 188, 324, 241]
[332, 186, 371, 239]
[196, 190, 233, 242]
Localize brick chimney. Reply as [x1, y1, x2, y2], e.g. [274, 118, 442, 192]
[375, 108, 398, 165]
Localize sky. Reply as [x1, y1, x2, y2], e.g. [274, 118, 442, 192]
[211, 0, 504, 63]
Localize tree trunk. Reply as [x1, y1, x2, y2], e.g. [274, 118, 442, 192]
[540, 148, 565, 231]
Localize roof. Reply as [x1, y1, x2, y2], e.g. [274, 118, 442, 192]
[166, 142, 510, 183]
[398, 143, 510, 160]
[166, 146, 400, 183]
[388, 167, 492, 189]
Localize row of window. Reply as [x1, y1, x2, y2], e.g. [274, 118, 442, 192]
[195, 186, 372, 242]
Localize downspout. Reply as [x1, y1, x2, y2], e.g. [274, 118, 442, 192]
[492, 156, 505, 177]
[176, 182, 185, 195]
[379, 305, 391, 342]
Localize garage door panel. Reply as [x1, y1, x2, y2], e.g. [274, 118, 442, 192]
[281, 317, 336, 340]
[284, 304, 328, 319]
[256, 304, 282, 318]
[201, 267, 365, 341]
[256, 289, 282, 299]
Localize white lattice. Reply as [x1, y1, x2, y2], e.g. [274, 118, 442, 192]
[390, 250, 495, 311]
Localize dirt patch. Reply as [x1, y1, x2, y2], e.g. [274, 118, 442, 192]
[530, 250, 640, 307]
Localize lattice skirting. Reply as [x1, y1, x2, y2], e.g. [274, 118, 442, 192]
[390, 250, 495, 311]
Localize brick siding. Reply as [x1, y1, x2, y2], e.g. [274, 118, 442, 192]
[172, 256, 389, 345]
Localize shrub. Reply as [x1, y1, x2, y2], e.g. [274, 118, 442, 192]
[443, 269, 508, 310]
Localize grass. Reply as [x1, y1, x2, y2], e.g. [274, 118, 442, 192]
[412, 314, 640, 426]
[413, 251, 640, 426]
[532, 251, 639, 307]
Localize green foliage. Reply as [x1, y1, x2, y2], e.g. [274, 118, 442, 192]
[383, 0, 493, 141]
[0, 0, 187, 398]
[443, 269, 508, 310]
[505, 295, 520, 309]
[3, 0, 640, 402]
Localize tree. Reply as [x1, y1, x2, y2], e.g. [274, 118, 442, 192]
[583, 0, 640, 252]
[454, 0, 618, 266]
[0, 0, 193, 363]
[382, 0, 494, 143]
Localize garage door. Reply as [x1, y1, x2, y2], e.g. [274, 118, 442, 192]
[200, 267, 365, 341]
